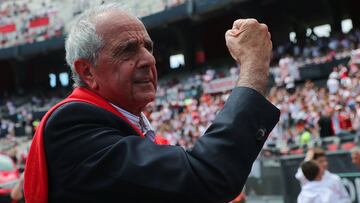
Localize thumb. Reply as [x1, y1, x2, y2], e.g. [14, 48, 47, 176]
[225, 29, 243, 38]
[225, 29, 237, 48]
[225, 30, 239, 62]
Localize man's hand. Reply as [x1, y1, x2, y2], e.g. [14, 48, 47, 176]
[225, 19, 272, 95]
[305, 149, 315, 161]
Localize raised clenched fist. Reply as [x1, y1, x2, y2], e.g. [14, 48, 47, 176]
[225, 19, 272, 95]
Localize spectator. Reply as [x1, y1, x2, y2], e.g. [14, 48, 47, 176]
[327, 69, 340, 94]
[297, 160, 338, 203]
[295, 148, 350, 203]
[11, 172, 24, 203]
[351, 147, 360, 168]
[317, 107, 335, 138]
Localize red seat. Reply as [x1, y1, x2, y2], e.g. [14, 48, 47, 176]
[341, 142, 356, 150]
[327, 143, 338, 151]
[290, 148, 303, 155]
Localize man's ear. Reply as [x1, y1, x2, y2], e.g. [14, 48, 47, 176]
[74, 60, 98, 90]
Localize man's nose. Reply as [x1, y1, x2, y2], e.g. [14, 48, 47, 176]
[138, 47, 156, 68]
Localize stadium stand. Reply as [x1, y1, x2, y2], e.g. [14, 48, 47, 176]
[0, 0, 64, 49]
[0, 34, 360, 156]
[0, 0, 186, 49]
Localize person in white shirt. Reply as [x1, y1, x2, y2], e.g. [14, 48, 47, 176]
[297, 160, 339, 203]
[327, 71, 340, 94]
[295, 148, 351, 203]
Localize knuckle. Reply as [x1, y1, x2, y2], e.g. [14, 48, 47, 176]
[260, 23, 268, 31]
[225, 29, 232, 36]
[234, 19, 242, 24]
[248, 18, 258, 22]
[247, 18, 258, 25]
[233, 19, 243, 28]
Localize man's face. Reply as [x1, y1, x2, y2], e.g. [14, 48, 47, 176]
[92, 11, 157, 115]
[315, 156, 328, 171]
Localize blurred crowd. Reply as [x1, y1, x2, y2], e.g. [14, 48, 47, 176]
[146, 46, 360, 153]
[73, 0, 186, 22]
[0, 0, 187, 50]
[0, 0, 64, 49]
[145, 60, 360, 152]
[271, 29, 360, 87]
[146, 86, 229, 149]
[273, 29, 360, 66]
[269, 63, 360, 151]
[0, 89, 68, 171]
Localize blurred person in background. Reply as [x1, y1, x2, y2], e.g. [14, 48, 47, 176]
[351, 147, 360, 169]
[297, 160, 339, 203]
[295, 148, 350, 203]
[327, 67, 340, 95]
[11, 172, 24, 203]
[317, 107, 335, 138]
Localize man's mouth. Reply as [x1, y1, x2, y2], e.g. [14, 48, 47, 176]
[134, 79, 152, 84]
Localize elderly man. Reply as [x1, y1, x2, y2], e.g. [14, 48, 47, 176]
[24, 3, 279, 203]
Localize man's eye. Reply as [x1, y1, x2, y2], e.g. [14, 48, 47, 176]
[120, 56, 131, 61]
[118, 50, 135, 61]
[123, 45, 138, 54]
[145, 44, 153, 52]
[144, 40, 153, 52]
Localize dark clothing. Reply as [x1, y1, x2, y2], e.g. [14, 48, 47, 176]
[43, 87, 279, 203]
[318, 116, 334, 138]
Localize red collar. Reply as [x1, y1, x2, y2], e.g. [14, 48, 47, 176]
[24, 87, 157, 203]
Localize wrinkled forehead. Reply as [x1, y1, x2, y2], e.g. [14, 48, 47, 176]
[94, 11, 149, 43]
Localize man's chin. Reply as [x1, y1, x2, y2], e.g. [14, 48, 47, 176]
[135, 93, 156, 107]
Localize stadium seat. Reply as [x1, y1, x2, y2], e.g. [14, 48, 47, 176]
[326, 143, 338, 151]
[290, 148, 303, 155]
[341, 142, 356, 150]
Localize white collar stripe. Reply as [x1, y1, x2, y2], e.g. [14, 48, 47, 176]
[110, 103, 155, 142]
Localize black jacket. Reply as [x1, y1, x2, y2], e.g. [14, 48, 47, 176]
[44, 87, 280, 203]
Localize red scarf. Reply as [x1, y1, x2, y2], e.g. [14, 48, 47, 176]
[24, 87, 167, 203]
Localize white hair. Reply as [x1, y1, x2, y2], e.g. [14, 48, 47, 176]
[65, 3, 129, 87]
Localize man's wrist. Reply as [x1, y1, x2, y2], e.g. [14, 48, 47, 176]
[236, 73, 268, 96]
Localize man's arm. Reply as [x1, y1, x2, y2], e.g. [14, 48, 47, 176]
[295, 149, 314, 186]
[44, 88, 279, 202]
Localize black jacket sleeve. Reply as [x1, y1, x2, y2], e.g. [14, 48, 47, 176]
[44, 87, 280, 203]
